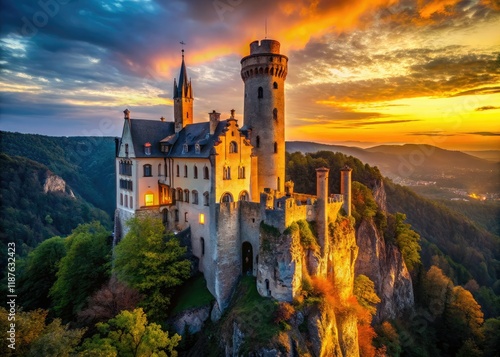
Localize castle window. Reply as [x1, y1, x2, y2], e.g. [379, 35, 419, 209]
[163, 209, 169, 227]
[145, 193, 154, 206]
[274, 142, 278, 153]
[174, 209, 179, 222]
[256, 136, 260, 148]
[220, 192, 233, 203]
[238, 166, 245, 179]
[203, 191, 209, 206]
[119, 160, 133, 176]
[273, 81, 278, 89]
[158, 164, 162, 177]
[273, 108, 278, 121]
[183, 143, 188, 153]
[164, 164, 168, 177]
[223, 166, 231, 180]
[177, 188, 183, 202]
[186, 112, 189, 118]
[143, 164, 152, 177]
[258, 86, 263, 99]
[229, 141, 238, 153]
[176, 165, 180, 177]
[144, 142, 151, 156]
[200, 237, 205, 254]
[124, 195, 128, 208]
[184, 212, 188, 222]
[195, 143, 201, 154]
[203, 166, 209, 180]
[184, 189, 190, 203]
[194, 165, 198, 179]
[239, 191, 249, 201]
[184, 165, 188, 177]
[192, 190, 199, 205]
[120, 193, 123, 206]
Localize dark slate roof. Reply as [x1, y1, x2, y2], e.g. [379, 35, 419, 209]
[174, 57, 189, 98]
[128, 118, 231, 159]
[129, 119, 175, 158]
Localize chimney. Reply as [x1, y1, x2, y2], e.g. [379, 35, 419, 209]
[340, 165, 353, 216]
[230, 109, 235, 119]
[123, 108, 130, 120]
[160, 116, 165, 122]
[316, 167, 329, 255]
[209, 110, 220, 135]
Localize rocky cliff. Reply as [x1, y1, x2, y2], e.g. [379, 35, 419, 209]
[43, 171, 75, 198]
[356, 179, 414, 322]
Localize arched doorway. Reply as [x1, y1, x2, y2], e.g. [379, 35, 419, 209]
[242, 242, 253, 275]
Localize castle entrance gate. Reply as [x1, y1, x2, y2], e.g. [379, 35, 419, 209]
[242, 241, 253, 275]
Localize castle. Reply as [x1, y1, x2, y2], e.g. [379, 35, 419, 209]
[115, 39, 352, 312]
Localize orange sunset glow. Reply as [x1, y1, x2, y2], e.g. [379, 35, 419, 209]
[0, 0, 499, 151]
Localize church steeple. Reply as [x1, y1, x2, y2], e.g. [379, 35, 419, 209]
[173, 48, 193, 132]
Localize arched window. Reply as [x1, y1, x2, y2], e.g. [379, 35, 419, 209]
[177, 188, 183, 202]
[273, 81, 278, 89]
[203, 166, 209, 180]
[274, 142, 278, 153]
[184, 165, 188, 177]
[220, 192, 233, 203]
[258, 86, 263, 99]
[143, 164, 152, 177]
[229, 141, 238, 153]
[193, 165, 198, 179]
[174, 209, 179, 222]
[273, 108, 278, 121]
[203, 191, 209, 206]
[200, 237, 205, 255]
[256, 136, 260, 148]
[223, 166, 231, 180]
[192, 190, 199, 205]
[238, 166, 245, 179]
[239, 191, 249, 201]
[184, 189, 190, 203]
[176, 164, 180, 177]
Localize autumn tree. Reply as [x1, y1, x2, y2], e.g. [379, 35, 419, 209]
[78, 276, 142, 327]
[354, 275, 381, 316]
[50, 222, 112, 321]
[422, 265, 453, 317]
[17, 236, 66, 311]
[80, 308, 181, 357]
[114, 217, 191, 320]
[27, 319, 85, 357]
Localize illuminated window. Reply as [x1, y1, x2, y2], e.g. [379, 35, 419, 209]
[145, 193, 154, 206]
[199, 214, 205, 225]
[144, 142, 151, 155]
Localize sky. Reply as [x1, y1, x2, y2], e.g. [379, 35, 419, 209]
[0, 0, 499, 151]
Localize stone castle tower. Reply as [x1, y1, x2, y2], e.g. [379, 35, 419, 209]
[241, 40, 288, 192]
[173, 50, 193, 132]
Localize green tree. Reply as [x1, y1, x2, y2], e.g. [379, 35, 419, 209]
[50, 222, 112, 321]
[483, 317, 500, 357]
[114, 217, 191, 320]
[27, 319, 85, 357]
[394, 213, 421, 272]
[17, 236, 66, 310]
[354, 275, 381, 316]
[80, 308, 180, 357]
[351, 181, 378, 224]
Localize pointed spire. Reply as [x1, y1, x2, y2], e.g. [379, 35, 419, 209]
[174, 42, 191, 99]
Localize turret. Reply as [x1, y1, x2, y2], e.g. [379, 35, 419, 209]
[241, 39, 288, 193]
[340, 165, 352, 216]
[316, 167, 329, 254]
[173, 50, 193, 132]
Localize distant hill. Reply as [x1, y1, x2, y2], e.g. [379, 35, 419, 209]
[0, 131, 116, 215]
[0, 153, 110, 269]
[286, 141, 499, 194]
[465, 150, 500, 163]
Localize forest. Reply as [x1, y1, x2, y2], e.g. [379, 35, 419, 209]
[1, 131, 499, 355]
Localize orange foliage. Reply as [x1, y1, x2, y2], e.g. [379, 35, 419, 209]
[274, 302, 295, 324]
[358, 324, 377, 357]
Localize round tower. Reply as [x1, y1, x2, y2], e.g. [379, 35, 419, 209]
[241, 39, 288, 193]
[340, 165, 353, 216]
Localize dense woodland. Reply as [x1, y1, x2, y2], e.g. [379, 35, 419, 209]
[1, 132, 499, 355]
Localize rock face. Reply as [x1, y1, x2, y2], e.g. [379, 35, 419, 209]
[43, 171, 75, 198]
[169, 305, 211, 335]
[355, 219, 414, 322]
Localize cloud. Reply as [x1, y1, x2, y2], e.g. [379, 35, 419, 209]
[467, 132, 500, 136]
[408, 131, 458, 136]
[475, 105, 500, 111]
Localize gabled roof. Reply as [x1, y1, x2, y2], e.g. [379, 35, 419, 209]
[125, 118, 232, 159]
[128, 119, 174, 158]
